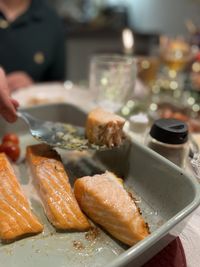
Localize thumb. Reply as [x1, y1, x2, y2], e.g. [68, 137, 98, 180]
[11, 98, 19, 110]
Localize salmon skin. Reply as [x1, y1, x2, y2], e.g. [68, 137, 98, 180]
[74, 171, 149, 246]
[0, 153, 43, 243]
[26, 144, 90, 231]
[86, 108, 125, 147]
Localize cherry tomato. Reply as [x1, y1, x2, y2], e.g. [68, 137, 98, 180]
[2, 133, 19, 145]
[0, 142, 20, 162]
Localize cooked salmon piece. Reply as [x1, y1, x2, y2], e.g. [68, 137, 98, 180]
[86, 108, 125, 147]
[0, 153, 43, 243]
[74, 171, 149, 246]
[26, 144, 90, 231]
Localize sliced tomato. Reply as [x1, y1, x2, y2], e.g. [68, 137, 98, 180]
[2, 133, 19, 145]
[0, 141, 20, 162]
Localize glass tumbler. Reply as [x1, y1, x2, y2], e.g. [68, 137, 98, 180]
[89, 54, 137, 112]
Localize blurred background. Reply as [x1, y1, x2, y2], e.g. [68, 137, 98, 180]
[4, 0, 200, 134]
[45, 0, 200, 82]
[21, 0, 197, 134]
[48, 0, 200, 35]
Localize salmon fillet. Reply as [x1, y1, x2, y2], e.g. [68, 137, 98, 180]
[74, 171, 149, 246]
[26, 144, 90, 231]
[86, 108, 125, 147]
[0, 153, 43, 243]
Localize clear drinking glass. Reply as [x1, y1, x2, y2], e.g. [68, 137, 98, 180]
[89, 54, 137, 112]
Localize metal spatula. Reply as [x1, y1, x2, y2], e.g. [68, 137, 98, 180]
[17, 111, 107, 151]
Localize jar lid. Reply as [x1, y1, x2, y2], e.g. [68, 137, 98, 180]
[150, 118, 188, 144]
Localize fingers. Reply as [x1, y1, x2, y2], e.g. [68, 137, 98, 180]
[11, 98, 19, 109]
[0, 68, 6, 77]
[0, 95, 18, 122]
[0, 68, 18, 122]
[7, 72, 34, 92]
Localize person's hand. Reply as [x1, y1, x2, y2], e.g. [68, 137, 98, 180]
[7, 71, 33, 92]
[0, 68, 19, 122]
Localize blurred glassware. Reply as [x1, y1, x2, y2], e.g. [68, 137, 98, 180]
[136, 56, 160, 87]
[148, 36, 196, 111]
[160, 36, 193, 73]
[89, 54, 137, 112]
[187, 51, 200, 90]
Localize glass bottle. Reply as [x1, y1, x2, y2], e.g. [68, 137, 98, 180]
[146, 118, 189, 168]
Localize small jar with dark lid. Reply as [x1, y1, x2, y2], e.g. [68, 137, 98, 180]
[146, 118, 189, 167]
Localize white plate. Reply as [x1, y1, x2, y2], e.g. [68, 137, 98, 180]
[12, 82, 95, 111]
